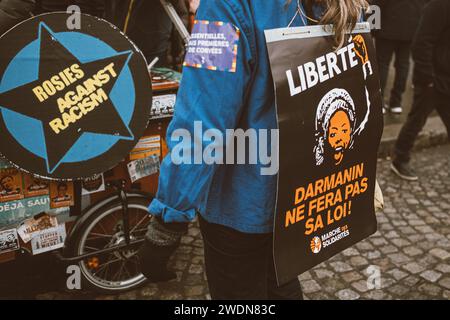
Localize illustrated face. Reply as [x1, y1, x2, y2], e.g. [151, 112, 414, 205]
[57, 185, 67, 197]
[1, 176, 14, 191]
[328, 110, 352, 165]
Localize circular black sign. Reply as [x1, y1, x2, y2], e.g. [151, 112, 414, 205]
[0, 13, 152, 180]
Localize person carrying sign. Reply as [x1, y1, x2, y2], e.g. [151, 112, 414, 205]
[138, 0, 370, 300]
[391, 0, 450, 181]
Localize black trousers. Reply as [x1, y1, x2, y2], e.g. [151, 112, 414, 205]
[198, 215, 303, 300]
[376, 37, 411, 108]
[394, 86, 450, 164]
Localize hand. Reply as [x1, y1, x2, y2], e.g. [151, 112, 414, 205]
[138, 216, 188, 282]
[189, 0, 200, 13]
[352, 35, 369, 64]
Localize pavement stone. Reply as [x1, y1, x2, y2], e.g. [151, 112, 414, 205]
[420, 270, 442, 283]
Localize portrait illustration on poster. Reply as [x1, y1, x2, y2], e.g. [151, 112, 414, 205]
[23, 174, 49, 198]
[49, 181, 74, 208]
[266, 23, 383, 285]
[0, 167, 24, 202]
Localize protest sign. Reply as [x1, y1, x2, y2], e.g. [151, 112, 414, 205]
[266, 23, 383, 285]
[0, 13, 151, 179]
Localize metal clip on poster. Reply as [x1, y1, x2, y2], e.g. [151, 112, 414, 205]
[160, 0, 191, 46]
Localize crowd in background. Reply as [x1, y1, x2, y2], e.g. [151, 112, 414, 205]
[370, 0, 450, 180]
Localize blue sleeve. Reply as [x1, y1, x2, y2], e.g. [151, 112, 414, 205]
[148, 0, 255, 223]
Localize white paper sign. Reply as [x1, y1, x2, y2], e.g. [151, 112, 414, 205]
[17, 214, 58, 243]
[31, 224, 66, 255]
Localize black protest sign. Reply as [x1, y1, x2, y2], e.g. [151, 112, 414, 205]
[0, 13, 151, 180]
[266, 23, 383, 285]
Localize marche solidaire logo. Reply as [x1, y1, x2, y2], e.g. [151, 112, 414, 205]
[0, 13, 151, 179]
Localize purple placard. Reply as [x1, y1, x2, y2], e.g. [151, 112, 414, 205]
[184, 20, 240, 73]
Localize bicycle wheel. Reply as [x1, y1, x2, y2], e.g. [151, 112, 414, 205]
[73, 196, 152, 293]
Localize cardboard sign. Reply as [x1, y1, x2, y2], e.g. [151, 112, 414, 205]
[266, 23, 383, 285]
[0, 13, 152, 179]
[0, 167, 24, 202]
[0, 228, 20, 254]
[49, 181, 74, 208]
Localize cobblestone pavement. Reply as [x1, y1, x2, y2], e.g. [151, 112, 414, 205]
[1, 144, 449, 300]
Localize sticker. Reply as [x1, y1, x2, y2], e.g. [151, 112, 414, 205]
[0, 228, 20, 253]
[0, 196, 51, 228]
[23, 174, 50, 198]
[127, 155, 160, 183]
[49, 181, 74, 209]
[81, 173, 105, 196]
[130, 135, 161, 160]
[184, 20, 240, 73]
[31, 223, 66, 255]
[17, 213, 58, 243]
[151, 94, 176, 119]
[0, 167, 24, 202]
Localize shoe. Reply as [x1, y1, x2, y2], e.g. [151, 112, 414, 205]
[389, 106, 403, 114]
[390, 162, 418, 181]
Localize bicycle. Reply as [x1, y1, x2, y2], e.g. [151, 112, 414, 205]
[59, 179, 153, 293]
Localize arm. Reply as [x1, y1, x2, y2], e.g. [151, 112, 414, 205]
[139, 0, 254, 282]
[412, 0, 449, 87]
[353, 34, 373, 136]
[149, 0, 255, 223]
[0, 0, 35, 35]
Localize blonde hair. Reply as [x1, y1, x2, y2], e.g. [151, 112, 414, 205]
[290, 0, 369, 48]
